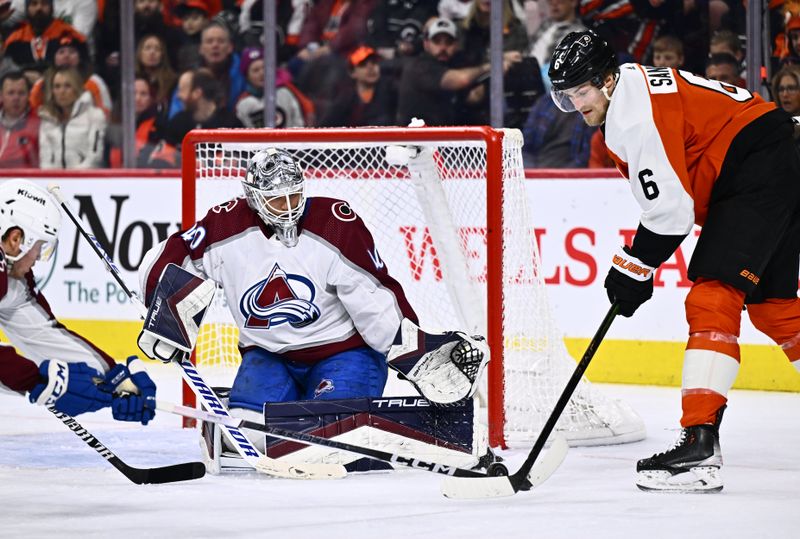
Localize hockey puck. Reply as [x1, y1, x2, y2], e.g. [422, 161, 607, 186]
[486, 463, 509, 476]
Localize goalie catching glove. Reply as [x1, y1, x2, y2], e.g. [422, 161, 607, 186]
[138, 263, 216, 363]
[386, 318, 489, 405]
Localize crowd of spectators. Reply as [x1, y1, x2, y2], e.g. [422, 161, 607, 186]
[0, 0, 794, 170]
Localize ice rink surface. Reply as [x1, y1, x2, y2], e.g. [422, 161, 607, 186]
[1, 365, 797, 539]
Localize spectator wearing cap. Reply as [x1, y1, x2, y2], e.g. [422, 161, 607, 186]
[238, 0, 313, 64]
[396, 16, 520, 126]
[235, 47, 310, 128]
[28, 34, 112, 117]
[163, 69, 241, 148]
[38, 65, 106, 168]
[173, 0, 211, 72]
[319, 45, 395, 127]
[4, 0, 86, 73]
[136, 34, 177, 111]
[0, 70, 39, 168]
[778, 16, 800, 67]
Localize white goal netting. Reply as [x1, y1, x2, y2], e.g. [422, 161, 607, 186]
[184, 127, 645, 447]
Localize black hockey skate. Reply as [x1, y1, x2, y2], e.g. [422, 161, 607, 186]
[636, 409, 725, 493]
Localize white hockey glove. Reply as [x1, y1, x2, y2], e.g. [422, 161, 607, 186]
[137, 263, 216, 364]
[387, 319, 490, 405]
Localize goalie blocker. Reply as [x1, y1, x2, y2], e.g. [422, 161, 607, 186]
[201, 391, 497, 475]
[137, 264, 216, 363]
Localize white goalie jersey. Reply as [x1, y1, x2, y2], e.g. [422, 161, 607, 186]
[139, 196, 418, 362]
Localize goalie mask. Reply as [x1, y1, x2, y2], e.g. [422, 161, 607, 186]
[242, 148, 306, 247]
[0, 179, 61, 262]
[548, 30, 617, 113]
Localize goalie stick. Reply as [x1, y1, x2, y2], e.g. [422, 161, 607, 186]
[158, 399, 569, 492]
[47, 183, 346, 481]
[440, 304, 619, 499]
[49, 407, 205, 484]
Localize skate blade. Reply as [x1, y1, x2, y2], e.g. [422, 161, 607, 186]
[636, 467, 723, 493]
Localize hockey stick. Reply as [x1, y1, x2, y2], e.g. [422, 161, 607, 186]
[48, 183, 345, 480]
[157, 399, 504, 479]
[440, 303, 620, 499]
[48, 407, 205, 484]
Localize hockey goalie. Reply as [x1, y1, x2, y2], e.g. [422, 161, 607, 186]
[137, 148, 497, 474]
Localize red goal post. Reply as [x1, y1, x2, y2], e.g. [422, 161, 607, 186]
[180, 126, 645, 448]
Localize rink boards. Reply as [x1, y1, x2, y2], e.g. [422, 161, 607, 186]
[0, 169, 797, 391]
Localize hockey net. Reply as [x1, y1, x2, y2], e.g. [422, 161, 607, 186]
[181, 127, 645, 448]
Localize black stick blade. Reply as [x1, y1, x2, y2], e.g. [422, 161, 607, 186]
[130, 462, 207, 484]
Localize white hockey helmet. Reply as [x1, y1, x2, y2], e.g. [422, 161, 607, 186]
[242, 148, 306, 247]
[0, 179, 61, 262]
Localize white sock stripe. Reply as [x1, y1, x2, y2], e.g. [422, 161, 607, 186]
[780, 331, 800, 351]
[682, 349, 740, 396]
[689, 331, 738, 344]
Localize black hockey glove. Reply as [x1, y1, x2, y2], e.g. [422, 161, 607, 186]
[604, 246, 655, 318]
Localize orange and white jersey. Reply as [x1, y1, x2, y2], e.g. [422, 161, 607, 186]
[604, 63, 777, 235]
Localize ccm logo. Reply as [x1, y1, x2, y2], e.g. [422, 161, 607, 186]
[740, 269, 760, 284]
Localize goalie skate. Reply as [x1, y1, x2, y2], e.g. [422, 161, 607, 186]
[635, 424, 723, 493]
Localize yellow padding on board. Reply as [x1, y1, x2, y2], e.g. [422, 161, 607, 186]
[566, 338, 800, 392]
[3, 320, 797, 392]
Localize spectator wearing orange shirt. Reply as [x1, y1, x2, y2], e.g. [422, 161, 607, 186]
[4, 0, 85, 72]
[0, 70, 39, 168]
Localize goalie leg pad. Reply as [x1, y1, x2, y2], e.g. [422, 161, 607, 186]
[263, 396, 486, 472]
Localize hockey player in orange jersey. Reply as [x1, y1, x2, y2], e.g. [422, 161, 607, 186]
[548, 30, 800, 493]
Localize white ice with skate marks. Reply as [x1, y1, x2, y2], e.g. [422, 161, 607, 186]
[0, 364, 797, 539]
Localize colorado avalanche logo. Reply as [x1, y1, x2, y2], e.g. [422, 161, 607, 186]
[239, 263, 321, 329]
